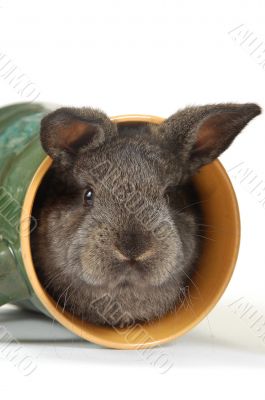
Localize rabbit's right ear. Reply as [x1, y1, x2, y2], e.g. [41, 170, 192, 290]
[156, 103, 261, 176]
[40, 107, 117, 166]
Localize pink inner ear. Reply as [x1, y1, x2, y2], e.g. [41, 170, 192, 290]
[193, 112, 235, 155]
[57, 120, 98, 153]
[194, 121, 218, 152]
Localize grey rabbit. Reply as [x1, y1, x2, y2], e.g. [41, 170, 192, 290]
[31, 103, 261, 327]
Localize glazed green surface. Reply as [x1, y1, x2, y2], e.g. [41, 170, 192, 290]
[0, 103, 51, 313]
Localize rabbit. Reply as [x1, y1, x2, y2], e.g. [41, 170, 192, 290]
[31, 103, 261, 327]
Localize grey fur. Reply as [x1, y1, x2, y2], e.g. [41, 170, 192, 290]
[31, 103, 261, 327]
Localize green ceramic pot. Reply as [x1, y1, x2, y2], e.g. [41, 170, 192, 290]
[0, 103, 52, 314]
[0, 103, 240, 350]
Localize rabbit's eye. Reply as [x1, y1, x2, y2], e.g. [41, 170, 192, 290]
[84, 187, 94, 207]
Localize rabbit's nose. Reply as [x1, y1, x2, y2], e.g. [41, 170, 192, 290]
[114, 231, 153, 262]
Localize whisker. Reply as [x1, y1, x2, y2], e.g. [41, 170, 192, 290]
[178, 267, 202, 300]
[163, 265, 197, 316]
[43, 271, 63, 290]
[194, 233, 216, 242]
[175, 199, 210, 214]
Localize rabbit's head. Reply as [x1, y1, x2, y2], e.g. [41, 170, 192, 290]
[33, 103, 261, 327]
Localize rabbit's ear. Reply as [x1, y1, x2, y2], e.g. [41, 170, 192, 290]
[40, 107, 117, 165]
[158, 103, 261, 174]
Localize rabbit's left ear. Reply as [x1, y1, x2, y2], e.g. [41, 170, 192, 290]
[40, 107, 117, 166]
[157, 103, 261, 174]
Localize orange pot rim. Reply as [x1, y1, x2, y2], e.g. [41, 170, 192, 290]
[20, 114, 240, 349]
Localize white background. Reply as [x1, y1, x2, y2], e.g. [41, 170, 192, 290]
[0, 0, 265, 398]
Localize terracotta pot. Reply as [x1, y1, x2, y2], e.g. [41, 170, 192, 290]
[0, 103, 240, 349]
